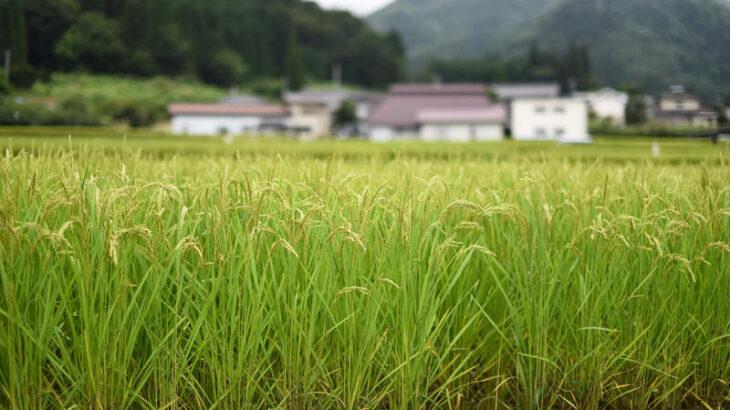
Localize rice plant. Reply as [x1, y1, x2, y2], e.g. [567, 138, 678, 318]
[0, 139, 728, 409]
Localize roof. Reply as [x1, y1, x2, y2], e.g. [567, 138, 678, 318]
[168, 103, 288, 116]
[574, 88, 629, 101]
[283, 90, 351, 110]
[491, 83, 561, 100]
[220, 94, 267, 105]
[417, 106, 506, 124]
[369, 94, 494, 127]
[390, 83, 487, 96]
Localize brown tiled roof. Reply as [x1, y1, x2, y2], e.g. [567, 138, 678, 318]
[168, 103, 288, 116]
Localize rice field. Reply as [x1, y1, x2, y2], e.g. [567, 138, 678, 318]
[1, 133, 729, 409]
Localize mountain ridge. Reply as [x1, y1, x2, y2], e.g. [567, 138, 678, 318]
[368, 0, 730, 98]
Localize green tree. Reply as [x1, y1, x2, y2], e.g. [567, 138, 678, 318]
[625, 94, 648, 125]
[333, 100, 357, 128]
[284, 32, 305, 91]
[0, 0, 28, 65]
[55, 12, 128, 72]
[25, 0, 80, 68]
[199, 49, 248, 87]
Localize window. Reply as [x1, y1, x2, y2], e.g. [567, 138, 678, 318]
[437, 126, 448, 139]
[554, 105, 565, 114]
[535, 128, 547, 139]
[218, 127, 229, 135]
[535, 105, 546, 114]
[555, 127, 565, 137]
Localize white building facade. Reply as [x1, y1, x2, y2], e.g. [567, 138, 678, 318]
[575, 88, 629, 126]
[169, 104, 289, 136]
[417, 109, 504, 142]
[511, 98, 590, 142]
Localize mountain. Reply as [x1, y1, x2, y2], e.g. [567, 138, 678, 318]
[369, 0, 559, 64]
[369, 0, 730, 98]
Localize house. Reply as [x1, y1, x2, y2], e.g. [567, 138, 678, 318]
[417, 107, 507, 142]
[574, 88, 629, 126]
[491, 83, 561, 102]
[284, 89, 383, 139]
[284, 89, 350, 139]
[511, 98, 590, 143]
[168, 103, 289, 136]
[652, 85, 718, 128]
[368, 83, 506, 142]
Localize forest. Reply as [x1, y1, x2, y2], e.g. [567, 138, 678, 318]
[427, 43, 596, 94]
[0, 0, 405, 89]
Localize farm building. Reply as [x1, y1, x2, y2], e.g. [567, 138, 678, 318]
[168, 103, 289, 136]
[284, 89, 383, 139]
[574, 88, 629, 126]
[652, 85, 718, 128]
[510, 98, 590, 143]
[368, 83, 506, 142]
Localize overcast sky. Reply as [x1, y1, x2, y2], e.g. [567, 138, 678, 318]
[314, 0, 395, 16]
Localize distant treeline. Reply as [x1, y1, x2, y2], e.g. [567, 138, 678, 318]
[428, 43, 595, 94]
[0, 0, 405, 89]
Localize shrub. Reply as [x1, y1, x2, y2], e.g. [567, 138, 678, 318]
[8, 64, 51, 89]
[199, 49, 248, 87]
[0, 78, 10, 95]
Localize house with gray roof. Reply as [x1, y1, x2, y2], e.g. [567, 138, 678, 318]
[368, 83, 506, 142]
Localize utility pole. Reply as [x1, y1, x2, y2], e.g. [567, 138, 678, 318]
[3, 50, 10, 85]
[332, 63, 342, 89]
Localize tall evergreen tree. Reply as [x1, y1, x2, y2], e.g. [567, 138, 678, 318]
[1, 0, 28, 65]
[284, 31, 305, 91]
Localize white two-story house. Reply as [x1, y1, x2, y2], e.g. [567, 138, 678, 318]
[511, 98, 590, 143]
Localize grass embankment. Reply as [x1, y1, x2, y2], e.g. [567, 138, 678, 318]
[2, 74, 226, 127]
[0, 135, 728, 408]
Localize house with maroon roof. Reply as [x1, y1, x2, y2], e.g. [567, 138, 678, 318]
[368, 83, 506, 142]
[168, 102, 289, 136]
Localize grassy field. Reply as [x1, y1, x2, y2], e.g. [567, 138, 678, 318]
[0, 130, 728, 408]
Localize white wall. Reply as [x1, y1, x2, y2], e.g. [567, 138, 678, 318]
[590, 98, 627, 125]
[172, 115, 262, 136]
[660, 97, 701, 112]
[473, 125, 504, 141]
[420, 124, 503, 142]
[369, 126, 421, 142]
[370, 126, 395, 142]
[511, 99, 589, 142]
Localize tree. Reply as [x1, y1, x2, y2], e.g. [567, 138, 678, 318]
[0, 77, 10, 95]
[24, 0, 80, 68]
[199, 49, 248, 87]
[151, 25, 191, 76]
[1, 0, 28, 65]
[284, 32, 305, 91]
[55, 12, 128, 72]
[333, 100, 357, 128]
[625, 93, 648, 125]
